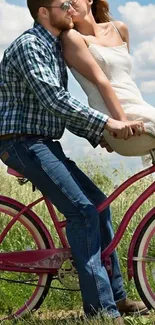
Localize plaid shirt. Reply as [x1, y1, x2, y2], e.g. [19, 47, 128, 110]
[0, 22, 108, 147]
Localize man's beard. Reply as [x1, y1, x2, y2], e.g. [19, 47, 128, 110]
[49, 14, 74, 31]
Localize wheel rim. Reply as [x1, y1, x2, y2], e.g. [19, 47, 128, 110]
[0, 203, 49, 320]
[137, 220, 155, 308]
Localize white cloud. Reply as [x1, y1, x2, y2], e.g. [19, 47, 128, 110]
[118, 2, 155, 43]
[131, 38, 155, 80]
[0, 0, 32, 59]
[118, 2, 155, 98]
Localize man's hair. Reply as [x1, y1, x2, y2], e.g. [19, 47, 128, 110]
[27, 0, 53, 21]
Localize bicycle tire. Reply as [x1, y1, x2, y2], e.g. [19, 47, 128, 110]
[0, 198, 52, 320]
[133, 213, 155, 310]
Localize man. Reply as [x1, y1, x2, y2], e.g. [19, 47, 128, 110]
[0, 1, 147, 324]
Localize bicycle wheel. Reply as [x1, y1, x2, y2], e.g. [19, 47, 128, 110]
[133, 213, 155, 310]
[0, 198, 52, 320]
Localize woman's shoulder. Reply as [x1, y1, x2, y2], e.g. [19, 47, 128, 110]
[61, 29, 88, 62]
[114, 21, 129, 44]
[61, 29, 88, 56]
[113, 20, 128, 39]
[61, 29, 84, 44]
[114, 21, 129, 33]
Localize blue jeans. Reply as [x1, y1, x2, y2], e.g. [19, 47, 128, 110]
[0, 136, 126, 318]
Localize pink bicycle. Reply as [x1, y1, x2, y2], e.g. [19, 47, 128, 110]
[0, 150, 155, 321]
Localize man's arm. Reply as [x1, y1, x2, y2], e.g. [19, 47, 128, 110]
[11, 36, 108, 147]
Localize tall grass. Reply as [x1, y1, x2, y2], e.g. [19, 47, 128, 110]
[0, 160, 154, 324]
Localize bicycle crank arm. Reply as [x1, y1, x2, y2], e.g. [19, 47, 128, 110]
[0, 248, 71, 272]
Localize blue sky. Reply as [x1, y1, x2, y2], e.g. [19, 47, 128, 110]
[7, 0, 152, 8]
[1, 0, 155, 175]
[7, 0, 26, 6]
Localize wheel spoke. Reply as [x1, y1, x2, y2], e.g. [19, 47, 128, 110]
[133, 256, 155, 262]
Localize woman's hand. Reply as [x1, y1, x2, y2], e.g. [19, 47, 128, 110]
[104, 118, 145, 140]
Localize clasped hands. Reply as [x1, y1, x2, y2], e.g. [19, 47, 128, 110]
[100, 118, 145, 152]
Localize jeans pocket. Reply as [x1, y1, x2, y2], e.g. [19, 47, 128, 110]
[0, 144, 25, 174]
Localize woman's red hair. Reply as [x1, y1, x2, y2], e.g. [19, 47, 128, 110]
[91, 0, 112, 23]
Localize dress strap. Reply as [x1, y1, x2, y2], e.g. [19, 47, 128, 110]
[110, 21, 124, 42]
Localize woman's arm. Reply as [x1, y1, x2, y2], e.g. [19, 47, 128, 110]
[61, 29, 127, 122]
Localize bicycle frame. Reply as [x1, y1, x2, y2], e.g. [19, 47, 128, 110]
[0, 194, 71, 274]
[0, 164, 154, 277]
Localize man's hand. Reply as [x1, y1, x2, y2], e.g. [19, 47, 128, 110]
[104, 118, 145, 140]
[100, 137, 114, 152]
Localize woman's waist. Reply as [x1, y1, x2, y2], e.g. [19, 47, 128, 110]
[111, 82, 143, 102]
[88, 83, 144, 108]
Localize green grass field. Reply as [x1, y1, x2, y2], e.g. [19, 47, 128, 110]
[0, 160, 154, 324]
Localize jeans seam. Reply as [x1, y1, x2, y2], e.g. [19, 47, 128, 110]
[85, 217, 103, 311]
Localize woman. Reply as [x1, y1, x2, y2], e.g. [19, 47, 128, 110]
[61, 0, 155, 156]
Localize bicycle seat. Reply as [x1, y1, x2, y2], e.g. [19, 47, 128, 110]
[7, 167, 24, 178]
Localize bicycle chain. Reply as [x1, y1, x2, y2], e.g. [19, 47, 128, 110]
[0, 276, 80, 292]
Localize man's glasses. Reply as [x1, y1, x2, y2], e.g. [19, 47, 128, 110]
[42, 0, 78, 12]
